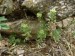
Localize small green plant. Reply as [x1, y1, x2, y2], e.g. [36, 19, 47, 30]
[36, 23, 48, 44]
[0, 16, 10, 40]
[20, 23, 31, 41]
[9, 35, 21, 45]
[48, 8, 57, 22]
[37, 29, 47, 43]
[37, 12, 43, 21]
[52, 28, 61, 42]
[48, 8, 61, 42]
[36, 12, 48, 43]
[0, 16, 10, 30]
[36, 9, 61, 43]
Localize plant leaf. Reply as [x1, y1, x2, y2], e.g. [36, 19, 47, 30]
[52, 29, 61, 42]
[0, 16, 7, 22]
[37, 12, 42, 18]
[9, 35, 16, 45]
[0, 23, 10, 30]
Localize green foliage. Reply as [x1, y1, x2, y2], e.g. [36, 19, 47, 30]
[37, 29, 47, 43]
[9, 35, 21, 45]
[0, 16, 7, 21]
[20, 23, 31, 41]
[0, 16, 10, 30]
[52, 29, 61, 42]
[48, 8, 57, 22]
[37, 12, 43, 21]
[37, 21, 48, 43]
[36, 12, 48, 43]
[0, 23, 10, 30]
[48, 8, 61, 42]
[40, 21, 48, 30]
[0, 16, 10, 41]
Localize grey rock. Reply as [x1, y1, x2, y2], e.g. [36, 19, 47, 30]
[0, 0, 14, 15]
[16, 49, 25, 56]
[22, 0, 75, 19]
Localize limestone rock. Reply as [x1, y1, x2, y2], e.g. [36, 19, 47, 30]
[22, 0, 75, 19]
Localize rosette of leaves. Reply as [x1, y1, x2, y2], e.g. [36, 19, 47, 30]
[37, 12, 43, 21]
[48, 8, 57, 22]
[36, 22, 48, 44]
[37, 29, 47, 43]
[52, 28, 61, 42]
[20, 23, 31, 41]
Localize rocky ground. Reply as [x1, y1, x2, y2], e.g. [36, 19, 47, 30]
[1, 16, 75, 56]
[0, 0, 75, 56]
